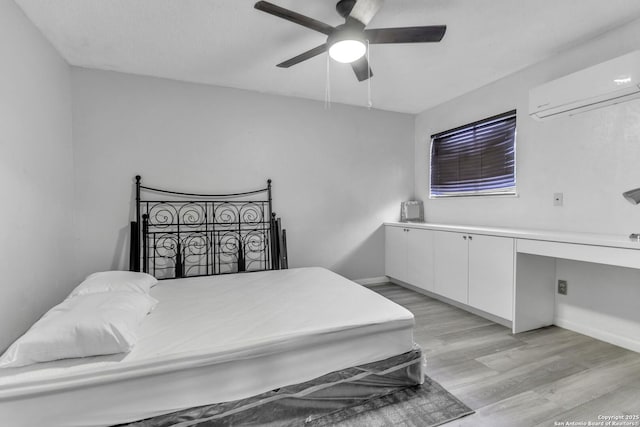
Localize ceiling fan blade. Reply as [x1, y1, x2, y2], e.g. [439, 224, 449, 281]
[254, 1, 334, 35]
[348, 0, 383, 26]
[365, 25, 446, 44]
[351, 56, 373, 82]
[277, 44, 327, 68]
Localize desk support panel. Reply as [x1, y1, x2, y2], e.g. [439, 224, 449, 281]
[513, 253, 556, 334]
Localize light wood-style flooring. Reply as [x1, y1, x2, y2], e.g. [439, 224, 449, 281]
[369, 282, 640, 427]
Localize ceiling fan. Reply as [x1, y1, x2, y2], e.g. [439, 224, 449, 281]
[254, 0, 447, 82]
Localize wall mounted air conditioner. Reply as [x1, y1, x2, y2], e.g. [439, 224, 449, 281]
[529, 50, 640, 120]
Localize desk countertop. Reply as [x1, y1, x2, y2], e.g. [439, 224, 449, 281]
[384, 221, 640, 250]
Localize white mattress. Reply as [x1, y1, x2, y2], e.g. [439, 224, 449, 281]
[0, 267, 415, 427]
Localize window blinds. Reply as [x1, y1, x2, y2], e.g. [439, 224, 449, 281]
[430, 110, 516, 197]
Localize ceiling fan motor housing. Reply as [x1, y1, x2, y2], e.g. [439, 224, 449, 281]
[336, 0, 357, 18]
[327, 22, 366, 48]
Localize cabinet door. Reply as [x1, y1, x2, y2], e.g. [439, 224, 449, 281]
[433, 231, 469, 304]
[385, 226, 407, 281]
[407, 228, 434, 292]
[468, 234, 514, 320]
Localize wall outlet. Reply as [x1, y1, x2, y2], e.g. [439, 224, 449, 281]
[553, 193, 564, 206]
[557, 280, 568, 295]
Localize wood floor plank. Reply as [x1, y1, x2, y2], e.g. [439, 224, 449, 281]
[447, 391, 566, 427]
[476, 332, 601, 372]
[426, 358, 499, 390]
[449, 355, 586, 408]
[534, 383, 640, 427]
[422, 325, 524, 366]
[533, 352, 640, 410]
[563, 339, 636, 369]
[368, 282, 640, 427]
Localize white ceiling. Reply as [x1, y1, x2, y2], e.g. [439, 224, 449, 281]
[15, 0, 640, 113]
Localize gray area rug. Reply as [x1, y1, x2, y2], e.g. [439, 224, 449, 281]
[308, 379, 474, 427]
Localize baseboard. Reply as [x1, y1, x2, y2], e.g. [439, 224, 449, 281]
[354, 276, 389, 287]
[554, 317, 640, 353]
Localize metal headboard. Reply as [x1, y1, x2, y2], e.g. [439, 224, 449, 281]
[129, 175, 288, 279]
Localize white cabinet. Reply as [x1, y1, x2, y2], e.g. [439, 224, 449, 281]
[385, 226, 407, 281]
[433, 231, 514, 320]
[407, 228, 435, 292]
[385, 226, 434, 292]
[433, 231, 469, 304]
[468, 234, 514, 320]
[391, 227, 515, 321]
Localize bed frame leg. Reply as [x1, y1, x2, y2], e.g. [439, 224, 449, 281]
[238, 245, 246, 272]
[142, 214, 149, 274]
[270, 212, 279, 270]
[130, 221, 139, 272]
[175, 241, 183, 278]
[281, 229, 288, 269]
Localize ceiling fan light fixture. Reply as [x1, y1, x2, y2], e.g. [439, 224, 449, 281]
[328, 39, 366, 63]
[326, 23, 367, 64]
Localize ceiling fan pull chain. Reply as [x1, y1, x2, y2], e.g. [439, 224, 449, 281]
[367, 40, 372, 109]
[325, 55, 331, 109]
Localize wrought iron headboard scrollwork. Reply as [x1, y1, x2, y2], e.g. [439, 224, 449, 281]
[129, 176, 288, 279]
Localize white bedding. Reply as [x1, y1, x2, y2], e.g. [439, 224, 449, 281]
[0, 267, 416, 427]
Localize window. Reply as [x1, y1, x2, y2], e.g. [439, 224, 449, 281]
[430, 110, 516, 197]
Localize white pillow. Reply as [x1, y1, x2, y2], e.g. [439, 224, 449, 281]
[68, 271, 158, 298]
[0, 292, 158, 368]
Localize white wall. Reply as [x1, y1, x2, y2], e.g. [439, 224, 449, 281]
[415, 22, 640, 233]
[414, 18, 640, 350]
[555, 260, 640, 352]
[0, 0, 74, 351]
[71, 68, 414, 282]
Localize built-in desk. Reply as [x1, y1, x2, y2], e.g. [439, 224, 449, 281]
[516, 238, 640, 269]
[384, 222, 640, 336]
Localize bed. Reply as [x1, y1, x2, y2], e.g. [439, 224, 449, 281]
[0, 178, 423, 426]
